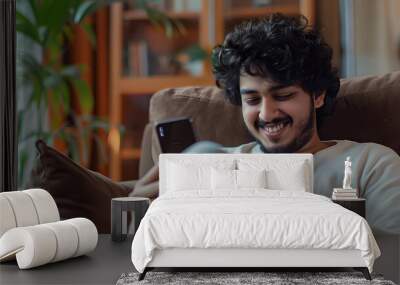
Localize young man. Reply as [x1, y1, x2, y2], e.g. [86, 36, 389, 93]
[132, 14, 400, 235]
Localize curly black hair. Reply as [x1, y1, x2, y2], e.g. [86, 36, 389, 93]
[212, 13, 339, 121]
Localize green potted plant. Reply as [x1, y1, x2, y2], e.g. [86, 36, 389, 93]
[16, 0, 205, 186]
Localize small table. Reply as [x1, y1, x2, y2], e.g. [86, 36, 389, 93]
[111, 197, 150, 242]
[0, 235, 133, 285]
[332, 198, 366, 218]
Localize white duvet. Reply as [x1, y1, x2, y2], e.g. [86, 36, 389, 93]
[131, 190, 380, 273]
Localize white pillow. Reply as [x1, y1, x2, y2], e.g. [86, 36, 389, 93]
[167, 162, 210, 191]
[211, 168, 236, 190]
[237, 159, 309, 192]
[165, 158, 235, 192]
[236, 169, 267, 189]
[211, 168, 267, 190]
[267, 164, 307, 191]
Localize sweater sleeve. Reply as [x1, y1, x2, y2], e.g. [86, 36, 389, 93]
[360, 144, 400, 235]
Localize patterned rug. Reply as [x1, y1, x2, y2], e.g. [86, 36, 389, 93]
[116, 271, 396, 285]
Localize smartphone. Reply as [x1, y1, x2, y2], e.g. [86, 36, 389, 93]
[155, 117, 197, 153]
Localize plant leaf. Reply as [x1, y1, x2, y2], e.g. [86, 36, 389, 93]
[92, 133, 108, 165]
[43, 69, 64, 90]
[60, 65, 81, 79]
[180, 44, 208, 61]
[27, 0, 39, 25]
[53, 81, 71, 113]
[58, 129, 80, 163]
[32, 79, 44, 109]
[81, 22, 97, 47]
[88, 119, 111, 131]
[21, 130, 52, 143]
[48, 91, 64, 129]
[164, 19, 174, 38]
[37, 0, 72, 47]
[18, 149, 29, 188]
[16, 11, 41, 44]
[143, 3, 184, 38]
[73, 1, 98, 23]
[71, 78, 93, 113]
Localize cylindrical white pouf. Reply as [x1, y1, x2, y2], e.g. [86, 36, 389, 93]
[0, 226, 57, 269]
[0, 218, 98, 269]
[42, 221, 79, 262]
[66, 218, 98, 257]
[0, 192, 39, 227]
[24, 189, 60, 224]
[0, 196, 17, 237]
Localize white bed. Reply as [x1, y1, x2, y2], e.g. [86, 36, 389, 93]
[131, 154, 380, 280]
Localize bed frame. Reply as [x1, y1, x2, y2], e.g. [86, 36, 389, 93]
[139, 248, 371, 280]
[138, 154, 372, 281]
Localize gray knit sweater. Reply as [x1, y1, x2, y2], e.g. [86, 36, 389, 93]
[186, 140, 400, 234]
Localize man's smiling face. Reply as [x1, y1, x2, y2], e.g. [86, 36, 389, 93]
[240, 74, 325, 153]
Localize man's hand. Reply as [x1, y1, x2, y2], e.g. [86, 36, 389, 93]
[129, 164, 159, 198]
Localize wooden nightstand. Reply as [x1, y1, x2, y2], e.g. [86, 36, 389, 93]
[332, 198, 366, 218]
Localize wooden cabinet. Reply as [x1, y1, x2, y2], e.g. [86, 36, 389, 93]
[332, 198, 366, 218]
[109, 0, 315, 180]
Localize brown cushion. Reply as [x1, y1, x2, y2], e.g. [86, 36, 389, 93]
[29, 140, 131, 233]
[319, 71, 400, 155]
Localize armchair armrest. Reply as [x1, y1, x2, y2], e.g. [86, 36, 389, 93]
[117, 180, 138, 192]
[139, 123, 155, 178]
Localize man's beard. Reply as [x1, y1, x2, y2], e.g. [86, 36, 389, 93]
[255, 100, 315, 153]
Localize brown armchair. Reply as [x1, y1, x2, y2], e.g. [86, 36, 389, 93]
[136, 72, 400, 283]
[139, 72, 400, 176]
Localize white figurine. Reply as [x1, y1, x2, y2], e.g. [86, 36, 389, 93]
[343, 156, 352, 189]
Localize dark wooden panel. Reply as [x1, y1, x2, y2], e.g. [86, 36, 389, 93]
[333, 199, 366, 218]
[0, 0, 17, 191]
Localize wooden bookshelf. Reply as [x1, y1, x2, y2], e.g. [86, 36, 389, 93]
[225, 4, 299, 19]
[109, 0, 315, 181]
[121, 148, 142, 160]
[123, 10, 200, 21]
[119, 75, 213, 94]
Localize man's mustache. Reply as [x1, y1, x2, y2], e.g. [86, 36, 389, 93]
[257, 117, 292, 128]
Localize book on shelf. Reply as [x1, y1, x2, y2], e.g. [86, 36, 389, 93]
[172, 0, 185, 12]
[225, 0, 273, 9]
[128, 41, 149, 77]
[171, 0, 201, 12]
[138, 41, 149, 76]
[128, 41, 139, 76]
[186, 0, 201, 12]
[125, 0, 167, 11]
[252, 0, 273, 7]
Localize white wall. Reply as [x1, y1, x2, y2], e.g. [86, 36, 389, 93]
[340, 0, 400, 77]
